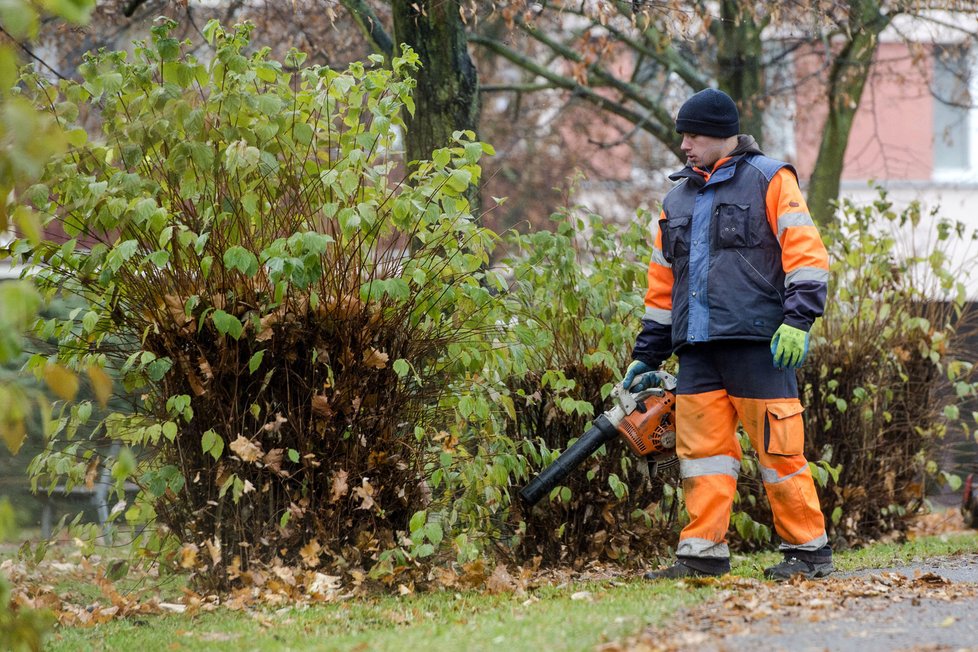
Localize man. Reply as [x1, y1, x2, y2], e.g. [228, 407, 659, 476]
[622, 88, 832, 581]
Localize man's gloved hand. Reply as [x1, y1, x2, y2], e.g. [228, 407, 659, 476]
[630, 371, 669, 392]
[771, 323, 810, 369]
[622, 360, 654, 390]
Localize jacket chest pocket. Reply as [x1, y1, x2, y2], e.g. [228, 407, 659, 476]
[714, 203, 757, 249]
[660, 215, 691, 262]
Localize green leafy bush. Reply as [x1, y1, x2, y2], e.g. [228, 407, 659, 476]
[14, 21, 502, 588]
[490, 202, 680, 564]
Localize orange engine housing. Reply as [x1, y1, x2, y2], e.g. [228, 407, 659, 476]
[617, 391, 676, 457]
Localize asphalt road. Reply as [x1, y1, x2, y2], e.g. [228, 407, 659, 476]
[700, 553, 978, 652]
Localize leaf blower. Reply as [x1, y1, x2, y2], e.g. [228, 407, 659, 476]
[519, 372, 679, 507]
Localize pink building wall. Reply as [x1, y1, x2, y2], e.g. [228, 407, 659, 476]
[793, 42, 934, 183]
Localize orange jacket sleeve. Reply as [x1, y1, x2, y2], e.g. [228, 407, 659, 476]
[765, 168, 829, 330]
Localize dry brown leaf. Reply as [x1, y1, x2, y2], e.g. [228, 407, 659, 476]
[330, 470, 349, 503]
[264, 448, 287, 476]
[311, 394, 332, 418]
[363, 348, 389, 369]
[205, 537, 222, 568]
[299, 540, 322, 568]
[84, 456, 100, 490]
[164, 294, 191, 326]
[179, 543, 199, 569]
[459, 559, 489, 589]
[256, 308, 284, 342]
[198, 356, 214, 381]
[353, 477, 375, 511]
[262, 413, 288, 433]
[486, 564, 517, 594]
[230, 435, 263, 463]
[429, 566, 458, 589]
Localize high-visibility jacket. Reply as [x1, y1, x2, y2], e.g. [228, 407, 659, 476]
[633, 137, 829, 366]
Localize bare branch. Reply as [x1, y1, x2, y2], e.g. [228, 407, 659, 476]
[340, 0, 393, 59]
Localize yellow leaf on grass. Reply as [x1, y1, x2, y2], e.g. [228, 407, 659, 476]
[44, 363, 79, 401]
[229, 435, 263, 463]
[300, 540, 322, 568]
[87, 365, 113, 408]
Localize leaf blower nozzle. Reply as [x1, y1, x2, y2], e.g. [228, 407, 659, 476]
[518, 415, 619, 507]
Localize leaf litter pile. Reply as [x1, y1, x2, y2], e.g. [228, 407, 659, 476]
[600, 565, 978, 652]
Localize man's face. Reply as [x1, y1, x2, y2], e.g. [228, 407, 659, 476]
[680, 133, 731, 169]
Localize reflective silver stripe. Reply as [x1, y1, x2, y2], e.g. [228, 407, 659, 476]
[759, 462, 808, 485]
[643, 308, 672, 325]
[650, 247, 671, 269]
[680, 455, 740, 479]
[677, 538, 730, 558]
[779, 532, 828, 552]
[785, 267, 829, 286]
[777, 212, 814, 241]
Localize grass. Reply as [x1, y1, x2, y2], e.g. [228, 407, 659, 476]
[39, 530, 978, 652]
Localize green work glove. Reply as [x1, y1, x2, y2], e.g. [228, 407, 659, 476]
[622, 360, 654, 390]
[770, 323, 810, 369]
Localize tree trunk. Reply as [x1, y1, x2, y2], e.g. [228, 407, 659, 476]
[806, 1, 891, 225]
[712, 0, 767, 146]
[392, 1, 480, 206]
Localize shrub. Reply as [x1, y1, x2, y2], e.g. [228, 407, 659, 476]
[14, 21, 502, 589]
[491, 202, 681, 565]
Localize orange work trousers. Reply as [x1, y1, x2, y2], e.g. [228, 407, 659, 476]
[673, 341, 827, 561]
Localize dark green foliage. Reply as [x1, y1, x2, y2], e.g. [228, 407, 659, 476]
[497, 204, 679, 564]
[14, 21, 502, 589]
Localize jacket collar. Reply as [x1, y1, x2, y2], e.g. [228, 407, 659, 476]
[668, 135, 763, 186]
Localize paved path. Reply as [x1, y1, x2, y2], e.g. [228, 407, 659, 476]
[619, 552, 978, 651]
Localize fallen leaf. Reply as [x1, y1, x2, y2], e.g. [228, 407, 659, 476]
[570, 590, 593, 601]
[230, 435, 263, 463]
[486, 564, 516, 594]
[311, 394, 333, 418]
[330, 470, 349, 503]
[261, 413, 288, 433]
[205, 537, 222, 567]
[363, 348, 389, 369]
[299, 540, 322, 568]
[459, 559, 488, 589]
[179, 543, 199, 569]
[353, 477, 375, 511]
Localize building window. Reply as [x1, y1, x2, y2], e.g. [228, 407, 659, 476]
[933, 43, 976, 180]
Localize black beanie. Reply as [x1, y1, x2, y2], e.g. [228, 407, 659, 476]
[675, 88, 740, 138]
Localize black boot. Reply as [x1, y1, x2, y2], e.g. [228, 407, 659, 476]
[764, 545, 834, 580]
[644, 556, 729, 580]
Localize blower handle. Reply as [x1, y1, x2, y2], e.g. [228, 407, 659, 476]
[518, 414, 619, 507]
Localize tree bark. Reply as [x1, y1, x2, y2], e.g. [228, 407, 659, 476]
[806, 1, 891, 225]
[391, 1, 479, 197]
[712, 0, 768, 146]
